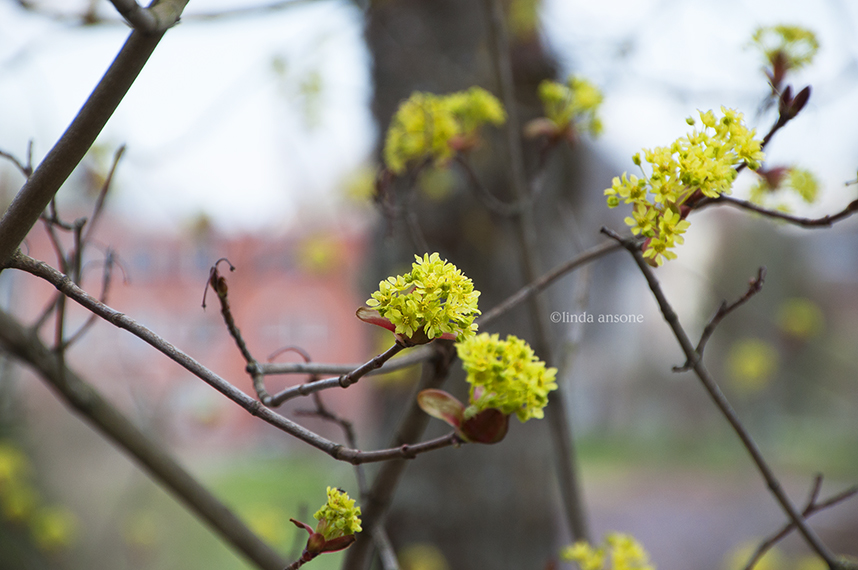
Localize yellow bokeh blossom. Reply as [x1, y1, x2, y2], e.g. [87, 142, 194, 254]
[538, 76, 603, 136]
[727, 338, 779, 395]
[751, 25, 819, 73]
[383, 87, 505, 174]
[562, 532, 654, 570]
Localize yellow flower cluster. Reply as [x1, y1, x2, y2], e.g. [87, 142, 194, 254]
[537, 75, 603, 136]
[367, 253, 480, 342]
[383, 87, 506, 174]
[561, 533, 654, 570]
[605, 107, 765, 265]
[749, 167, 819, 206]
[751, 25, 819, 72]
[313, 487, 362, 541]
[457, 333, 558, 422]
[0, 442, 78, 551]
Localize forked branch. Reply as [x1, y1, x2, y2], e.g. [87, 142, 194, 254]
[602, 226, 841, 569]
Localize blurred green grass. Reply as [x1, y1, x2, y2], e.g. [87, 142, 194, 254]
[104, 421, 856, 570]
[120, 451, 355, 570]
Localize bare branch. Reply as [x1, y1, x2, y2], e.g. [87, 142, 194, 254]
[204, 259, 268, 401]
[743, 478, 858, 570]
[0, 144, 34, 178]
[268, 343, 406, 407]
[602, 226, 840, 568]
[0, 306, 287, 570]
[454, 156, 523, 216]
[701, 195, 858, 228]
[0, 5, 188, 269]
[258, 344, 433, 376]
[344, 342, 456, 570]
[5, 252, 456, 464]
[64, 250, 118, 347]
[82, 145, 126, 245]
[674, 267, 766, 372]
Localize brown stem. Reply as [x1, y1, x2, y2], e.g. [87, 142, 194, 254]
[268, 344, 406, 406]
[699, 195, 858, 228]
[673, 267, 766, 372]
[743, 479, 858, 570]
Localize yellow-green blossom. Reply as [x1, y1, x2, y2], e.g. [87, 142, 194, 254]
[457, 333, 557, 422]
[313, 487, 361, 542]
[751, 25, 819, 72]
[561, 533, 654, 570]
[749, 167, 819, 206]
[383, 87, 505, 174]
[561, 541, 606, 570]
[30, 507, 78, 551]
[605, 107, 764, 265]
[366, 253, 480, 341]
[537, 75, 603, 136]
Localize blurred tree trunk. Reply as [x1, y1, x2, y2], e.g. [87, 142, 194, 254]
[353, 1, 580, 569]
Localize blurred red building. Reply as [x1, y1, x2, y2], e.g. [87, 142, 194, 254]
[9, 216, 376, 452]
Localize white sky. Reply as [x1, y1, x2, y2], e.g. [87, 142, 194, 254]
[1, 0, 857, 233]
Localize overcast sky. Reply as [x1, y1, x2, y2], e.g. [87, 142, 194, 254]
[1, 0, 857, 234]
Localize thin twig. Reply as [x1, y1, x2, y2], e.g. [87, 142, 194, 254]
[0, 145, 34, 178]
[204, 259, 268, 401]
[64, 250, 117, 347]
[268, 343, 406, 407]
[295, 391, 367, 492]
[372, 524, 401, 570]
[700, 195, 858, 228]
[743, 478, 858, 570]
[674, 267, 766, 372]
[107, 0, 187, 34]
[259, 345, 433, 377]
[601, 226, 839, 568]
[82, 145, 126, 245]
[6, 252, 459, 464]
